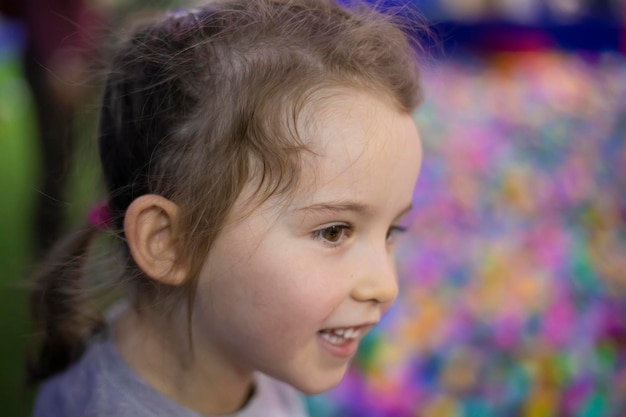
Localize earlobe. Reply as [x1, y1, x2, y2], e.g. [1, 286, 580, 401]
[124, 195, 187, 285]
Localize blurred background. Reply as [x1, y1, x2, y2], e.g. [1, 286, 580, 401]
[1, 0, 625, 416]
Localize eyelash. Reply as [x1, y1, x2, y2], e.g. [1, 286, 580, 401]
[311, 224, 408, 248]
[386, 226, 408, 244]
[311, 224, 353, 248]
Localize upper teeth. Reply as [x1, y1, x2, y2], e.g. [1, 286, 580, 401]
[319, 327, 361, 344]
[333, 328, 360, 338]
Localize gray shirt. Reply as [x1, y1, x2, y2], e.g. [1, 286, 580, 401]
[32, 332, 309, 417]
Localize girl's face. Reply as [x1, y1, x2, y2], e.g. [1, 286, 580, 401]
[192, 90, 422, 394]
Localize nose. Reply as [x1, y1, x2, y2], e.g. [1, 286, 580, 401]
[350, 244, 399, 306]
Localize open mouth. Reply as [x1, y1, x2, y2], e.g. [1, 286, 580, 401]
[317, 326, 362, 345]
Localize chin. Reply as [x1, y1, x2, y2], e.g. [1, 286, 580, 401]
[288, 368, 348, 395]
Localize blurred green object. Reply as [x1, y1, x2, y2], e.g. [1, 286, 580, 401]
[0, 27, 103, 416]
[0, 49, 39, 415]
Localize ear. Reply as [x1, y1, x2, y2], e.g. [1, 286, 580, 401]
[124, 195, 187, 285]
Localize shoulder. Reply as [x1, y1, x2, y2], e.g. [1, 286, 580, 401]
[30, 335, 158, 417]
[31, 338, 109, 417]
[31, 332, 207, 417]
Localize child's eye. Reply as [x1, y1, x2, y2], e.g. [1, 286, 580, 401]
[386, 225, 407, 244]
[312, 224, 352, 248]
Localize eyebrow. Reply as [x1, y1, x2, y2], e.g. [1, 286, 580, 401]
[395, 204, 414, 220]
[295, 201, 370, 215]
[295, 200, 413, 219]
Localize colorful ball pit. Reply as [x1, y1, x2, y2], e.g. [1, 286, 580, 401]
[309, 52, 626, 417]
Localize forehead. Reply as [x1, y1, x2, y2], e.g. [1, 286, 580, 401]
[303, 88, 401, 149]
[295, 89, 421, 204]
[226, 89, 421, 223]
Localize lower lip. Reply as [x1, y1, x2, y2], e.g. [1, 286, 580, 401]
[317, 333, 360, 359]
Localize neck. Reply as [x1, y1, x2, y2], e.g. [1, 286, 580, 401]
[113, 306, 254, 415]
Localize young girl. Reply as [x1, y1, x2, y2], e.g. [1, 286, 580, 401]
[28, 1, 425, 415]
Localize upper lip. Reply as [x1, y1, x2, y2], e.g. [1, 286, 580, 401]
[318, 322, 379, 331]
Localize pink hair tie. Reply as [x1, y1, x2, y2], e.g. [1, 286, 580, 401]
[87, 201, 112, 230]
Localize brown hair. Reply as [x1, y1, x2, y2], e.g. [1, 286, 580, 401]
[28, 0, 424, 384]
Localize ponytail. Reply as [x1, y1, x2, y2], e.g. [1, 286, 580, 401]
[27, 226, 105, 385]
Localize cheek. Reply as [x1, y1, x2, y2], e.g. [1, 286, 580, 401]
[196, 225, 354, 339]
[241, 249, 350, 330]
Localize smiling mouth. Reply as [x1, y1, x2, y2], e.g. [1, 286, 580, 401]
[317, 327, 363, 345]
